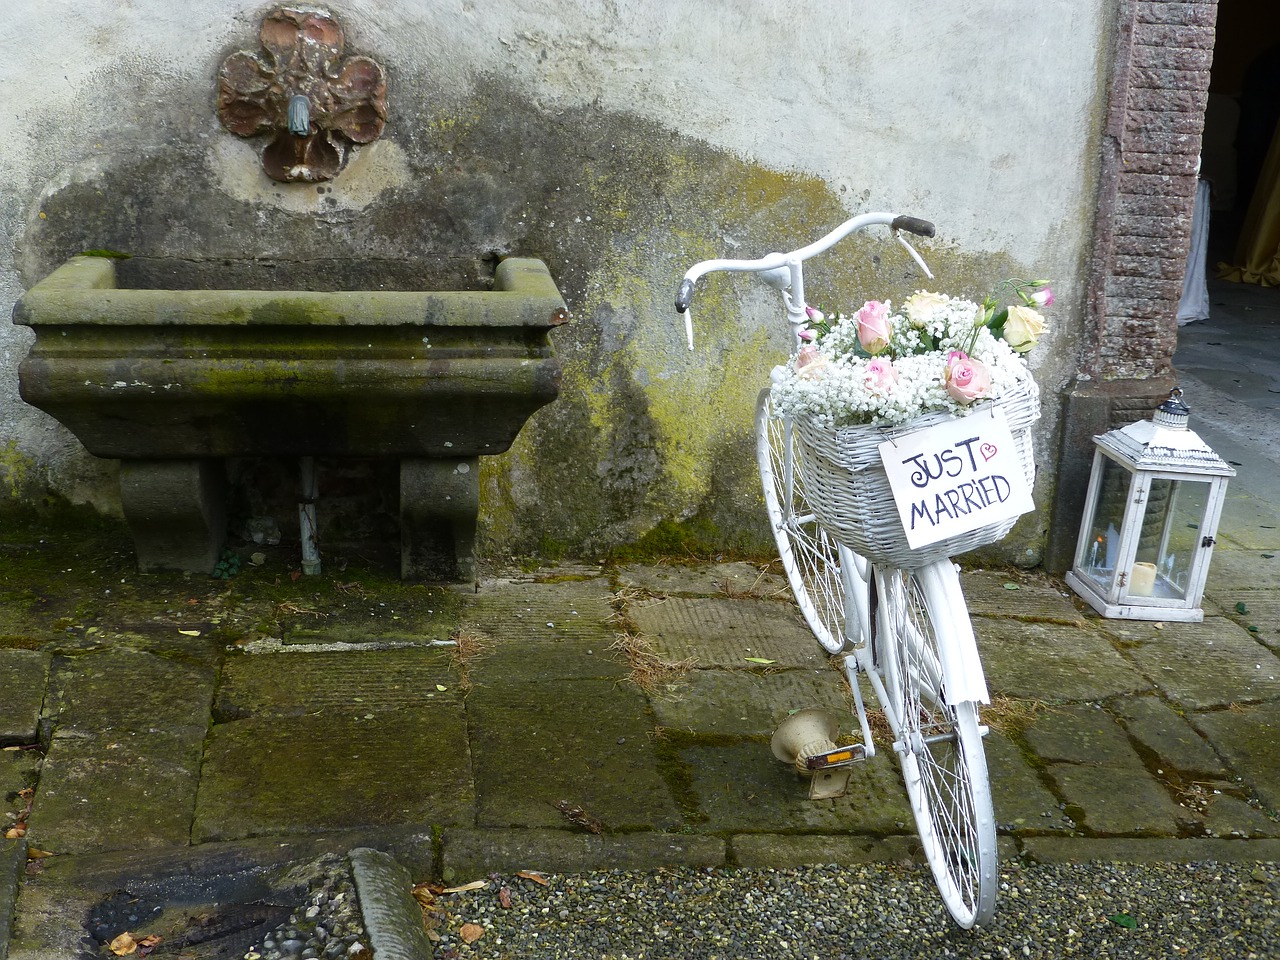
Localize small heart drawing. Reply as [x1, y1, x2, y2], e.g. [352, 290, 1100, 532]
[979, 442, 998, 461]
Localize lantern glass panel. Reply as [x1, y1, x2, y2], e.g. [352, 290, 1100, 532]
[1129, 477, 1211, 600]
[1079, 455, 1130, 590]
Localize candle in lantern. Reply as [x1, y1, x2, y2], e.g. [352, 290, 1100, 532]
[1130, 562, 1157, 597]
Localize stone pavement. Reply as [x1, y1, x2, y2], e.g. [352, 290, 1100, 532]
[2, 478, 1280, 957]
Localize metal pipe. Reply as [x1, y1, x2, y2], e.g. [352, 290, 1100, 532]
[299, 456, 321, 575]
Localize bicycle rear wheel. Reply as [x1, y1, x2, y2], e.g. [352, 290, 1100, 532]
[876, 562, 996, 928]
[756, 388, 866, 653]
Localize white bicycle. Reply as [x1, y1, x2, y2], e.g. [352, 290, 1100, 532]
[677, 212, 999, 928]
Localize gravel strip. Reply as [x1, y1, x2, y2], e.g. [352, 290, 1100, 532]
[422, 859, 1280, 960]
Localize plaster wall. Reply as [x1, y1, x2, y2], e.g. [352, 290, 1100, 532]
[0, 0, 1110, 564]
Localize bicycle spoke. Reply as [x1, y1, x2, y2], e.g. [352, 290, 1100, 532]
[757, 390, 863, 653]
[880, 566, 996, 928]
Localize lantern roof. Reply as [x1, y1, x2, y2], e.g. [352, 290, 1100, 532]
[1094, 388, 1236, 477]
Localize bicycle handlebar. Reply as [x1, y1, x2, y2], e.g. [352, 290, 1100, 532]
[674, 212, 935, 347]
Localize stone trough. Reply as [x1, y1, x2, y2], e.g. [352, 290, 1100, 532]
[13, 254, 567, 580]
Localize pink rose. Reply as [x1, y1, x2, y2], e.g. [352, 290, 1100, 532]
[795, 344, 828, 379]
[797, 328, 817, 342]
[855, 300, 891, 356]
[864, 358, 898, 393]
[944, 352, 991, 405]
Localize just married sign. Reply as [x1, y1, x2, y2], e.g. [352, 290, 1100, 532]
[877, 407, 1033, 550]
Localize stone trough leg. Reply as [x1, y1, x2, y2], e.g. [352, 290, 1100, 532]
[119, 459, 228, 573]
[400, 457, 480, 582]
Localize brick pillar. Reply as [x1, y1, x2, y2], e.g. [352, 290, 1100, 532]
[1046, 0, 1219, 572]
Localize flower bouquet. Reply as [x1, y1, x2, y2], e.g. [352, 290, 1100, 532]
[772, 280, 1053, 566]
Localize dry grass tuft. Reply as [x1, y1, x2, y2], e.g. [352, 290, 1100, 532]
[980, 695, 1050, 738]
[609, 632, 696, 695]
[450, 628, 494, 692]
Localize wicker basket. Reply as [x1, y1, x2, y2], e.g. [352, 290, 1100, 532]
[793, 378, 1041, 567]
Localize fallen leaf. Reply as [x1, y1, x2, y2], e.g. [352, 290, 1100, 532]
[26, 847, 54, 859]
[1236, 601, 1250, 615]
[109, 932, 138, 955]
[1107, 912, 1137, 929]
[743, 657, 775, 665]
[5, 824, 27, 839]
[442, 880, 487, 894]
[517, 870, 550, 886]
[553, 799, 604, 834]
[435, 684, 448, 692]
[460, 923, 484, 944]
[411, 883, 437, 907]
[137, 935, 163, 957]
[1002, 582, 1020, 590]
[499, 886, 512, 909]
[178, 629, 201, 637]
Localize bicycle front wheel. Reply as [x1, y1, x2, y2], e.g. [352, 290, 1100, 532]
[876, 562, 996, 929]
[756, 388, 866, 653]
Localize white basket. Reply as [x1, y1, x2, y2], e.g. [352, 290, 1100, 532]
[792, 378, 1041, 567]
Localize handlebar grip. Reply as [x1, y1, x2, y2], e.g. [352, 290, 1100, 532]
[675, 278, 695, 313]
[890, 216, 936, 237]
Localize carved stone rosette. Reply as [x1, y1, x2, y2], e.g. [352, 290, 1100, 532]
[217, 6, 387, 182]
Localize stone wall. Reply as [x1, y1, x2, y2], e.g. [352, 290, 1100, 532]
[1, 1, 1123, 566]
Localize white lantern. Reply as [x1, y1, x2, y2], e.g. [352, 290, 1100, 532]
[1065, 389, 1234, 621]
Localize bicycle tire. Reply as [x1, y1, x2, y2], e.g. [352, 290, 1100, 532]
[756, 388, 866, 653]
[876, 561, 997, 928]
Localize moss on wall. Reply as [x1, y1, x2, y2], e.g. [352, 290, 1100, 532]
[17, 72, 1057, 568]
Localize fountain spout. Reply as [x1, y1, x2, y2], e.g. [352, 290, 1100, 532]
[287, 94, 311, 136]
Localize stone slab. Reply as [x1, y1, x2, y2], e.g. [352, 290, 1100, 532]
[1113, 695, 1228, 777]
[1022, 704, 1145, 767]
[466, 679, 680, 832]
[1213, 497, 1280, 548]
[1021, 836, 1280, 863]
[1, 749, 40, 820]
[193, 707, 473, 843]
[440, 828, 724, 882]
[468, 630, 629, 684]
[615, 562, 789, 600]
[983, 732, 1073, 833]
[0, 838, 24, 960]
[280, 584, 465, 645]
[215, 647, 459, 720]
[46, 647, 213, 736]
[27, 729, 203, 856]
[975, 618, 1153, 702]
[460, 578, 616, 642]
[678, 742, 912, 834]
[962, 569, 1087, 625]
[730, 832, 921, 868]
[649, 667, 850, 736]
[633, 597, 826, 669]
[1116, 619, 1280, 709]
[1220, 597, 1280, 652]
[350, 847, 435, 960]
[1201, 794, 1280, 839]
[1046, 763, 1183, 837]
[1192, 700, 1280, 813]
[1205, 548, 1280, 593]
[0, 651, 48, 746]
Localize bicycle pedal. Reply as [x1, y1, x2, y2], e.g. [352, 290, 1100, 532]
[804, 744, 867, 770]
